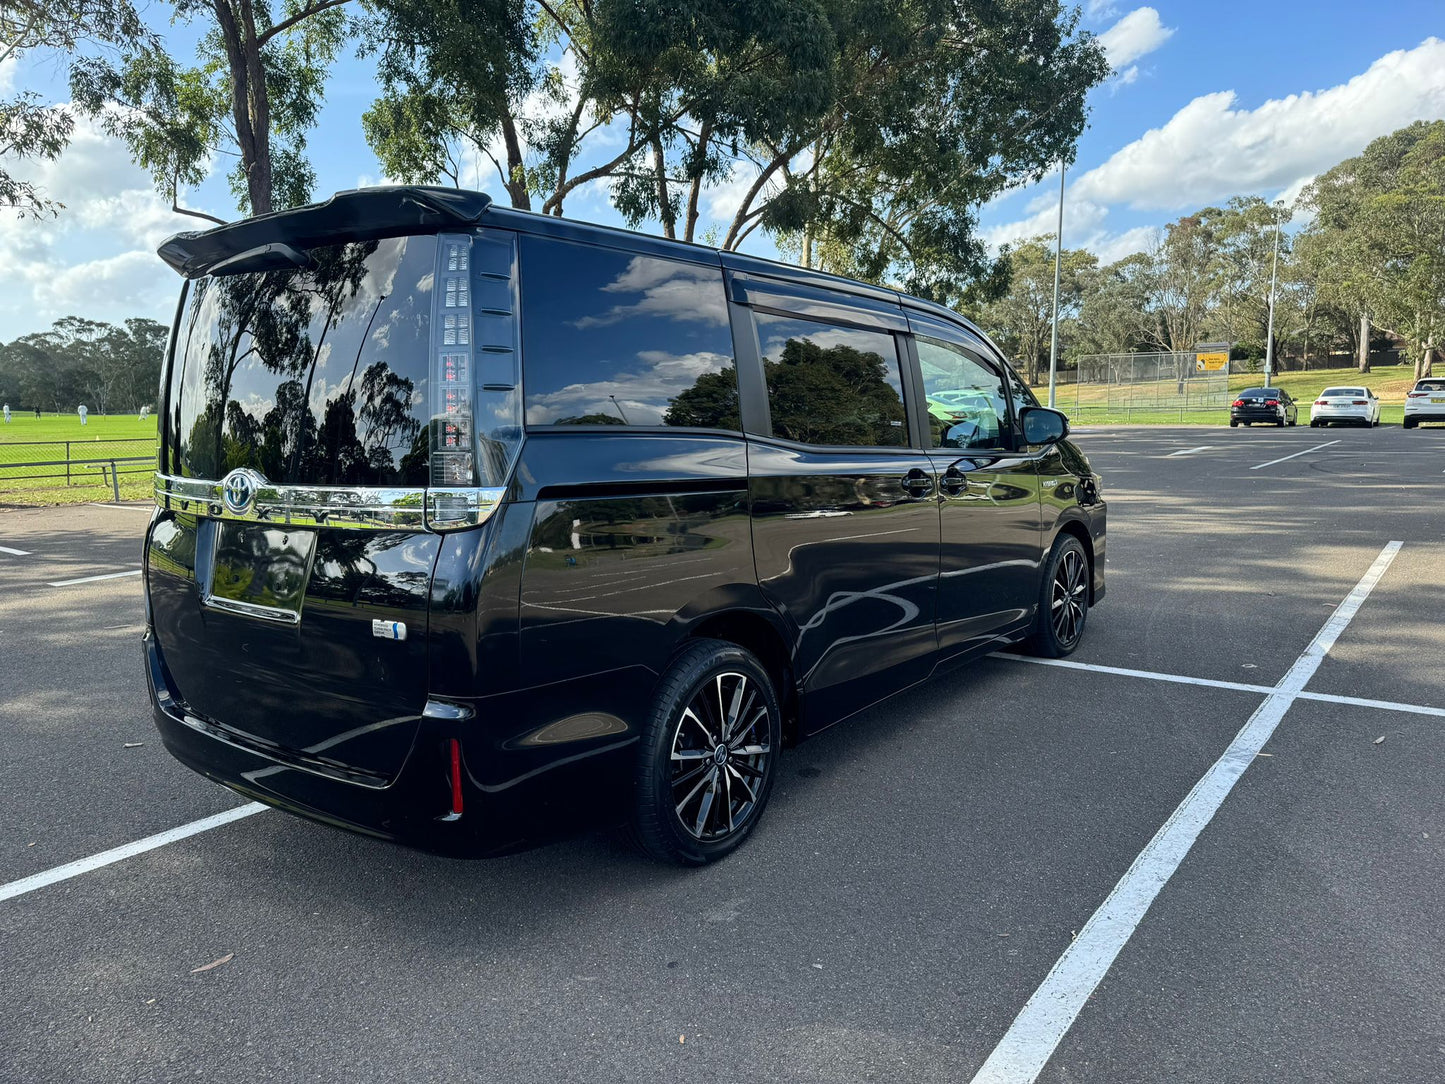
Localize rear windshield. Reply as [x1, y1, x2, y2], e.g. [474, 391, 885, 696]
[1416, 379, 1445, 392]
[169, 236, 435, 486]
[1321, 387, 1364, 397]
[1240, 388, 1279, 398]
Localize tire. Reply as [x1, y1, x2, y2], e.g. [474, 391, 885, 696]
[1309, 420, 1320, 428]
[632, 639, 781, 865]
[1025, 534, 1090, 659]
[1288, 416, 1297, 426]
[1404, 418, 1417, 429]
[1276, 418, 1285, 427]
[1229, 420, 1238, 427]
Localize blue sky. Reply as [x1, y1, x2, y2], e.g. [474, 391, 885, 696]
[1, 1, 1443, 343]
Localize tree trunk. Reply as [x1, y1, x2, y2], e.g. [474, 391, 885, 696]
[212, 0, 272, 215]
[499, 110, 530, 210]
[1417, 345, 1435, 380]
[1357, 312, 1370, 373]
[802, 228, 813, 269]
[651, 137, 674, 239]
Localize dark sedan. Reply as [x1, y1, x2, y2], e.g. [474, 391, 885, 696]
[1230, 387, 1297, 427]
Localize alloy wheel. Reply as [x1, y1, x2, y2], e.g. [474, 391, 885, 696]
[1050, 548, 1088, 647]
[669, 672, 772, 842]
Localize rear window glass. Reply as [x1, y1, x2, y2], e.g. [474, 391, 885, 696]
[755, 313, 907, 447]
[1240, 388, 1280, 398]
[519, 237, 739, 429]
[1321, 388, 1364, 397]
[172, 235, 434, 486]
[1415, 379, 1445, 392]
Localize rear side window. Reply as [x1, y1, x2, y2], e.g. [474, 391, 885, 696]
[519, 237, 739, 429]
[755, 313, 907, 447]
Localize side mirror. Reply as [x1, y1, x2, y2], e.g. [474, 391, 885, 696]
[1020, 406, 1069, 446]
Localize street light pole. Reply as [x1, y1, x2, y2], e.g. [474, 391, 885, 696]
[1048, 162, 1066, 409]
[1263, 205, 1282, 386]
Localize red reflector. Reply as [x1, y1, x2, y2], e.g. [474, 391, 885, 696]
[448, 739, 463, 816]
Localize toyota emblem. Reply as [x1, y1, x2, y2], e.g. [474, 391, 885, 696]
[220, 468, 264, 515]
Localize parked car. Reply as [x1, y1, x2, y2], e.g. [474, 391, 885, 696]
[1403, 378, 1445, 429]
[143, 186, 1105, 866]
[1230, 387, 1298, 427]
[1310, 386, 1381, 427]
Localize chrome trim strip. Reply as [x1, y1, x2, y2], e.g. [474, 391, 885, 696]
[203, 595, 302, 625]
[154, 473, 504, 532]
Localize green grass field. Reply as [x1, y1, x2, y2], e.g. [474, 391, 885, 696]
[1045, 364, 1425, 427]
[0, 412, 158, 504]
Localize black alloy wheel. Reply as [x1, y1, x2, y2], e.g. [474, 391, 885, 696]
[1025, 534, 1090, 658]
[632, 639, 781, 865]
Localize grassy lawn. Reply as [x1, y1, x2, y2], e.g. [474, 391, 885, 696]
[1044, 363, 1425, 427]
[0, 412, 158, 505]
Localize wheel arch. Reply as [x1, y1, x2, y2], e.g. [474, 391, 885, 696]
[682, 607, 799, 744]
[1051, 517, 1096, 604]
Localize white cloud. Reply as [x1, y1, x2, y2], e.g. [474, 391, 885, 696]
[1073, 37, 1445, 212]
[982, 37, 1445, 266]
[1097, 8, 1175, 69]
[1085, 0, 1121, 18]
[0, 109, 218, 341]
[0, 55, 17, 94]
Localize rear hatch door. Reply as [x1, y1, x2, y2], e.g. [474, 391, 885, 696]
[147, 202, 520, 783]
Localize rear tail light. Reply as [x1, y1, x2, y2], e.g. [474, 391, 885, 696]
[447, 738, 464, 817]
[1265, 399, 1279, 406]
[1409, 391, 1428, 398]
[1314, 400, 1327, 406]
[1351, 400, 1367, 405]
[1231, 399, 1244, 407]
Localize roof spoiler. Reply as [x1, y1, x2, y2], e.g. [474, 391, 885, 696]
[156, 186, 494, 278]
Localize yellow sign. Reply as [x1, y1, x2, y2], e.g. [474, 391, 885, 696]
[1195, 351, 1228, 372]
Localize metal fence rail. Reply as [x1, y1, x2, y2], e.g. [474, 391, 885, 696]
[0, 438, 156, 490]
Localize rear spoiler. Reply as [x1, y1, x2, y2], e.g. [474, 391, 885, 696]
[156, 186, 494, 279]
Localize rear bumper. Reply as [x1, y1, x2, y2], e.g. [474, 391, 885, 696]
[1230, 409, 1286, 423]
[1403, 408, 1445, 422]
[144, 632, 631, 857]
[1310, 408, 1371, 423]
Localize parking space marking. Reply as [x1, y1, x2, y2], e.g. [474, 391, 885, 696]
[46, 569, 142, 587]
[1165, 446, 1213, 457]
[1250, 440, 1340, 470]
[0, 803, 267, 904]
[0, 545, 31, 556]
[970, 540, 1402, 1084]
[992, 655, 1445, 718]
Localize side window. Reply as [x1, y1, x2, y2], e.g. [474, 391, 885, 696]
[754, 312, 908, 447]
[519, 236, 739, 429]
[916, 336, 1011, 450]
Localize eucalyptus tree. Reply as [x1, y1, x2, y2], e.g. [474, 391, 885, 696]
[1301, 120, 1445, 379]
[0, 0, 151, 217]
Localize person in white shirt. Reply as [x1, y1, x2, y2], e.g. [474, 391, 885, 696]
[78, 403, 88, 425]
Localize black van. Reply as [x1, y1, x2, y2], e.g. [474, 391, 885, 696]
[143, 187, 1105, 865]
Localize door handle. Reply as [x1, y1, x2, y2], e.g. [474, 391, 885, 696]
[902, 468, 934, 498]
[939, 467, 968, 497]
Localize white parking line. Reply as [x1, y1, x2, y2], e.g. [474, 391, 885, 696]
[0, 803, 268, 904]
[0, 545, 31, 556]
[1250, 440, 1340, 470]
[1165, 446, 1213, 457]
[991, 654, 1445, 717]
[47, 569, 142, 586]
[970, 540, 1402, 1084]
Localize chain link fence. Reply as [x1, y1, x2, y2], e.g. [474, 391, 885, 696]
[1047, 351, 1233, 423]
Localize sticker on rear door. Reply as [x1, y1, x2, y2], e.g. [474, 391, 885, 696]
[371, 620, 407, 641]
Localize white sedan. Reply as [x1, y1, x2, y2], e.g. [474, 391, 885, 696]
[1403, 378, 1445, 429]
[1309, 386, 1381, 428]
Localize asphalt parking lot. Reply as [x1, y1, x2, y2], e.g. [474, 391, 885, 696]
[2, 423, 1443, 1083]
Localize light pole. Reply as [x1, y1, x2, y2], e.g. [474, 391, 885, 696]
[1263, 203, 1283, 387]
[1048, 162, 1066, 409]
